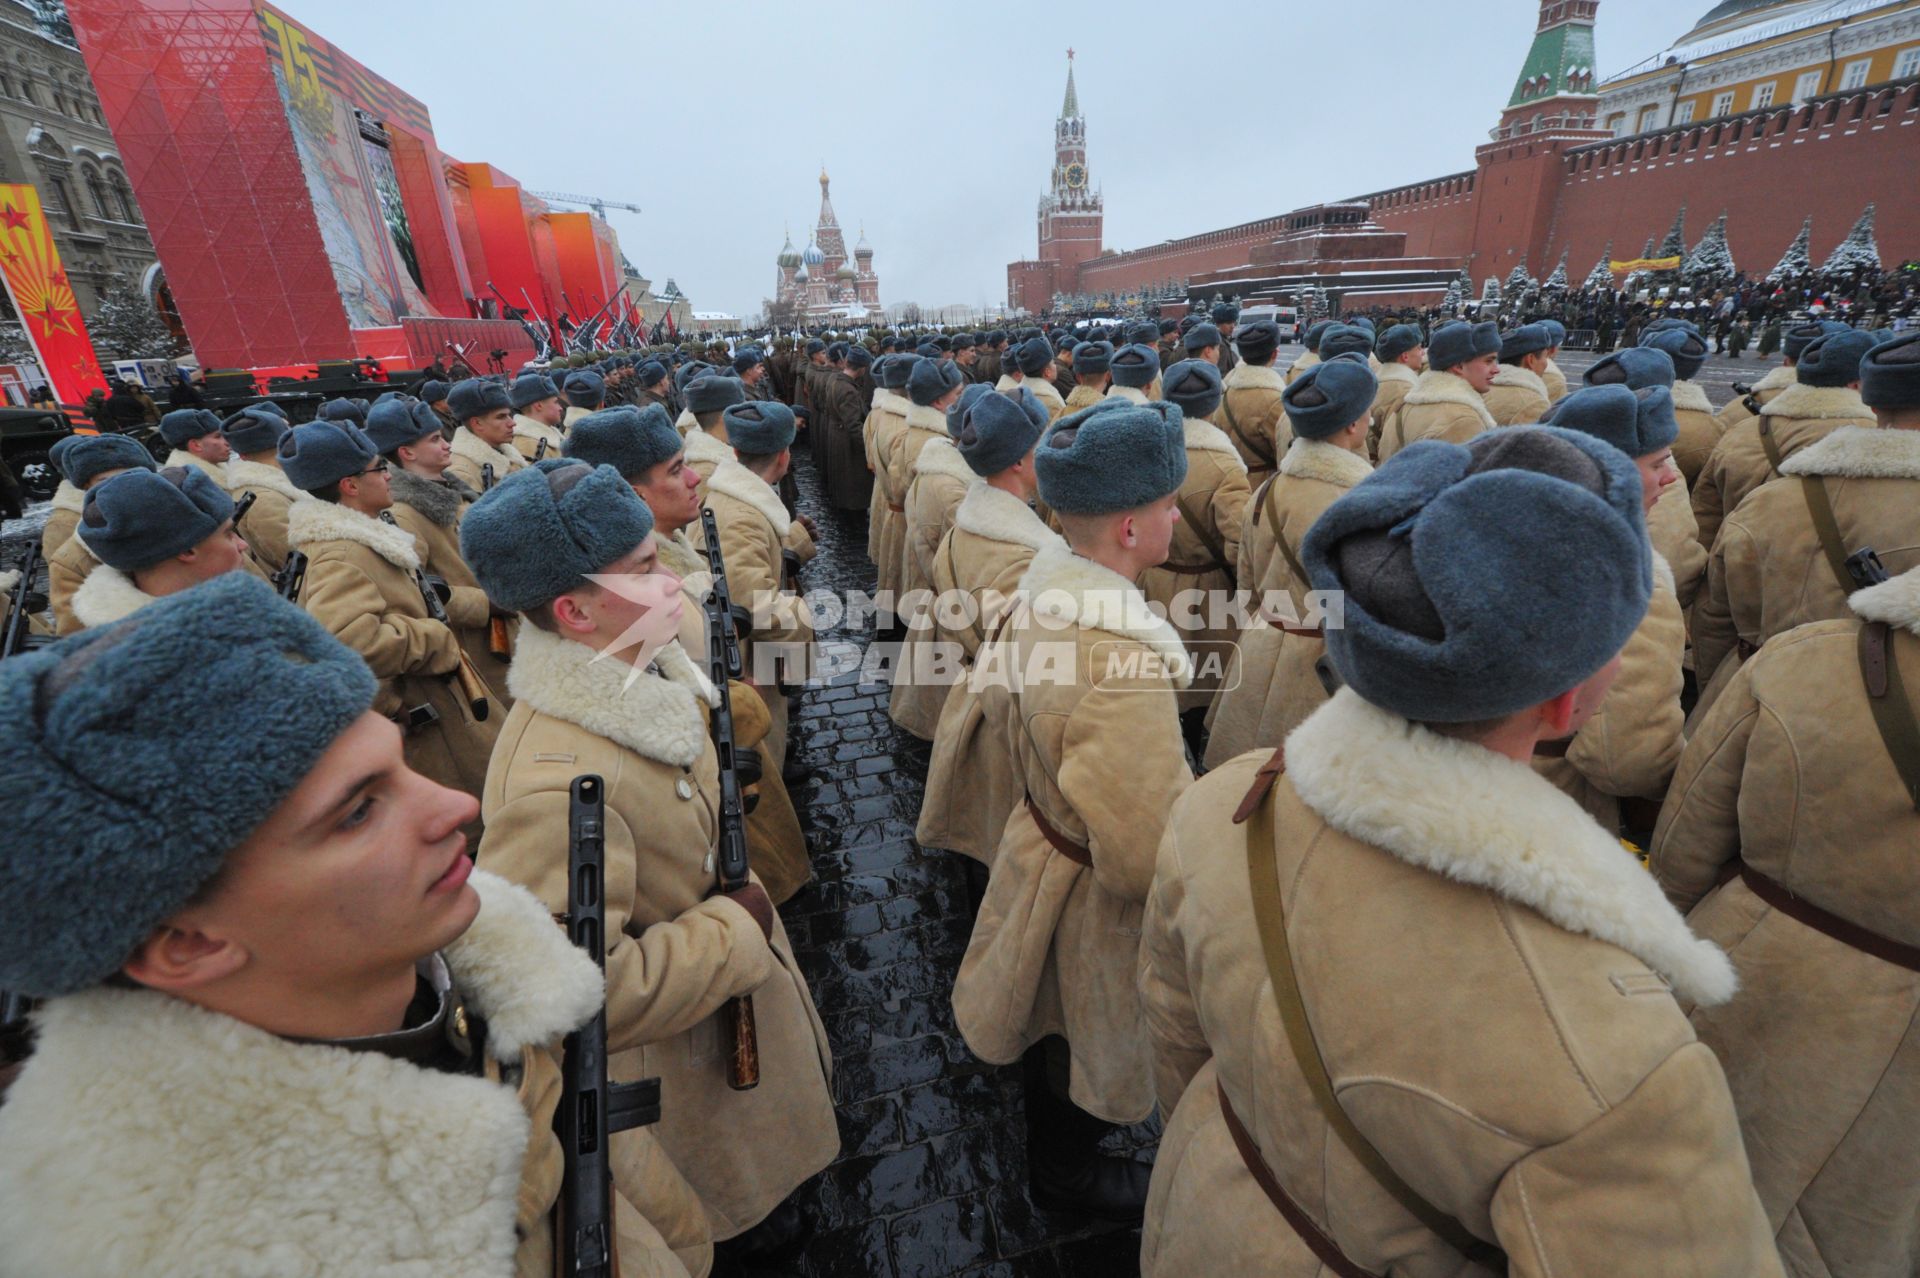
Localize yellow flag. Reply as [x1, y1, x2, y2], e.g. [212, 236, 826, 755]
[1608, 255, 1682, 274]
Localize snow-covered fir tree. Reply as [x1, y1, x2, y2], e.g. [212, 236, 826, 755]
[1583, 241, 1614, 291]
[1441, 276, 1463, 313]
[88, 282, 182, 363]
[1543, 250, 1570, 292]
[1683, 213, 1735, 282]
[1481, 276, 1502, 305]
[1505, 258, 1534, 294]
[1819, 203, 1881, 274]
[1767, 217, 1813, 282]
[1656, 207, 1688, 261]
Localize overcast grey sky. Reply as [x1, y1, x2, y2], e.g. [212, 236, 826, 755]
[315, 0, 1694, 315]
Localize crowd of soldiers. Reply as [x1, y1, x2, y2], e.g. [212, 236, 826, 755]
[0, 293, 1914, 1276]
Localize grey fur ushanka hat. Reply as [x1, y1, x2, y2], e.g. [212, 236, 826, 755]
[1036, 399, 1188, 516]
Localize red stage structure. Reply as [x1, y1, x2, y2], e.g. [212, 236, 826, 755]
[65, 0, 628, 375]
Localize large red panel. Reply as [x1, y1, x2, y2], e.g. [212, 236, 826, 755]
[69, 0, 352, 368]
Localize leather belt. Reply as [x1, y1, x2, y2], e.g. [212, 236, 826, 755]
[1258, 606, 1323, 638]
[1722, 861, 1920, 972]
[1160, 559, 1227, 576]
[1025, 795, 1091, 867]
[1218, 1081, 1380, 1278]
[886, 501, 905, 514]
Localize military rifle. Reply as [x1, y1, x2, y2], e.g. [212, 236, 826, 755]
[273, 548, 309, 603]
[700, 508, 761, 1091]
[481, 462, 496, 493]
[557, 774, 663, 1278]
[381, 511, 491, 723]
[1, 540, 45, 659]
[228, 490, 256, 532]
[534, 438, 550, 462]
[1848, 547, 1892, 591]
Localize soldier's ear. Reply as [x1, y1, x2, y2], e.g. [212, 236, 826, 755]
[122, 921, 249, 993]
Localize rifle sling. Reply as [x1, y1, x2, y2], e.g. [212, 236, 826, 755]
[1238, 749, 1508, 1270]
[1259, 474, 1313, 602]
[1172, 481, 1229, 578]
[1798, 473, 1858, 597]
[1758, 416, 1784, 476]
[1220, 394, 1274, 473]
[1861, 621, 1920, 814]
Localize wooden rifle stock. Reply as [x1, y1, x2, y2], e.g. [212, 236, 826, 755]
[701, 508, 759, 1090]
[488, 615, 513, 658]
[385, 512, 491, 722]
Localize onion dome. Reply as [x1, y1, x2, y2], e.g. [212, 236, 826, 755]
[835, 262, 857, 281]
[802, 237, 825, 268]
[855, 225, 873, 259]
[794, 260, 810, 283]
[776, 230, 801, 269]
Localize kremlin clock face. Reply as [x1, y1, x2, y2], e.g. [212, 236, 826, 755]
[1064, 163, 1086, 189]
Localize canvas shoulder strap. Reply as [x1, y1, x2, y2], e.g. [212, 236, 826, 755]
[1799, 474, 1858, 596]
[1220, 393, 1274, 471]
[1238, 751, 1508, 1270]
[1860, 622, 1920, 813]
[1758, 415, 1784, 476]
[1260, 476, 1310, 589]
[1174, 481, 1230, 573]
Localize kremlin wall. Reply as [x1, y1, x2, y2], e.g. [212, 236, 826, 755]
[1010, 0, 1920, 314]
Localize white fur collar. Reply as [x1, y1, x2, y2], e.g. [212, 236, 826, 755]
[683, 426, 733, 467]
[225, 456, 304, 501]
[872, 387, 904, 411]
[911, 435, 974, 483]
[1375, 361, 1418, 388]
[1286, 690, 1736, 1006]
[164, 448, 230, 489]
[1279, 438, 1372, 487]
[506, 624, 717, 767]
[1107, 384, 1151, 404]
[287, 498, 421, 571]
[1852, 566, 1920, 635]
[1651, 549, 1676, 599]
[450, 426, 524, 476]
[1026, 377, 1065, 409]
[0, 870, 599, 1278]
[953, 481, 1060, 551]
[512, 413, 565, 450]
[994, 374, 1021, 393]
[1669, 380, 1713, 413]
[1489, 364, 1549, 400]
[1760, 382, 1871, 422]
[71, 562, 156, 628]
[904, 402, 949, 434]
[674, 408, 699, 435]
[1184, 417, 1246, 468]
[1753, 363, 1798, 393]
[1223, 361, 1284, 392]
[1779, 425, 1920, 480]
[50, 479, 84, 514]
[706, 458, 791, 535]
[1016, 540, 1192, 689]
[1404, 369, 1498, 430]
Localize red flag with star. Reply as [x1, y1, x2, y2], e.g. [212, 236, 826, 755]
[0, 184, 108, 404]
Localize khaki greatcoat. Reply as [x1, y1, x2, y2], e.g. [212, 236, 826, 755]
[1691, 383, 1875, 553]
[1693, 425, 1920, 692]
[951, 543, 1195, 1120]
[1137, 416, 1251, 713]
[887, 440, 976, 740]
[387, 466, 512, 707]
[447, 426, 531, 494]
[479, 628, 838, 1242]
[1203, 439, 1370, 768]
[1481, 363, 1551, 426]
[1365, 362, 1418, 463]
[1669, 378, 1723, 488]
[225, 457, 303, 579]
[1653, 574, 1920, 1278]
[1139, 693, 1780, 1277]
[1219, 360, 1289, 481]
[1376, 368, 1496, 462]
[915, 484, 1063, 864]
[288, 498, 498, 821]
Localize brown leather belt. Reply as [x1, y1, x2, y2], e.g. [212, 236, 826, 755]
[1258, 606, 1323, 638]
[886, 501, 905, 514]
[1161, 559, 1227, 576]
[1218, 1081, 1380, 1278]
[1722, 861, 1920, 972]
[1532, 738, 1572, 758]
[1025, 795, 1092, 867]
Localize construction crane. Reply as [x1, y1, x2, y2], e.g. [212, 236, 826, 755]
[528, 190, 642, 219]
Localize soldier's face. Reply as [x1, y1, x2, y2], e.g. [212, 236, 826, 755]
[191, 432, 232, 463]
[633, 453, 701, 534]
[400, 431, 453, 474]
[149, 713, 481, 995]
[1635, 448, 1678, 513]
[529, 396, 566, 427]
[471, 407, 516, 446]
[183, 519, 247, 580]
[1456, 352, 1500, 393]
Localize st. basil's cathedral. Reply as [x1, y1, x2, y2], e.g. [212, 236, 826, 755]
[772, 168, 881, 323]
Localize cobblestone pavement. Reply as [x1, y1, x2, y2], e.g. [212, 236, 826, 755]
[741, 446, 1156, 1278]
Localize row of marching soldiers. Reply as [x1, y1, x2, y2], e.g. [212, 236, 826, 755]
[878, 309, 1920, 1275]
[0, 365, 846, 1275]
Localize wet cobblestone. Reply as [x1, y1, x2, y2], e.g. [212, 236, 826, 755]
[727, 446, 1154, 1278]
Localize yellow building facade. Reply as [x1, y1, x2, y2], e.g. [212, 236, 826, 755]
[1600, 0, 1920, 136]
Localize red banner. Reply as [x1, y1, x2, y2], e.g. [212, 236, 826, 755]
[0, 184, 108, 404]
